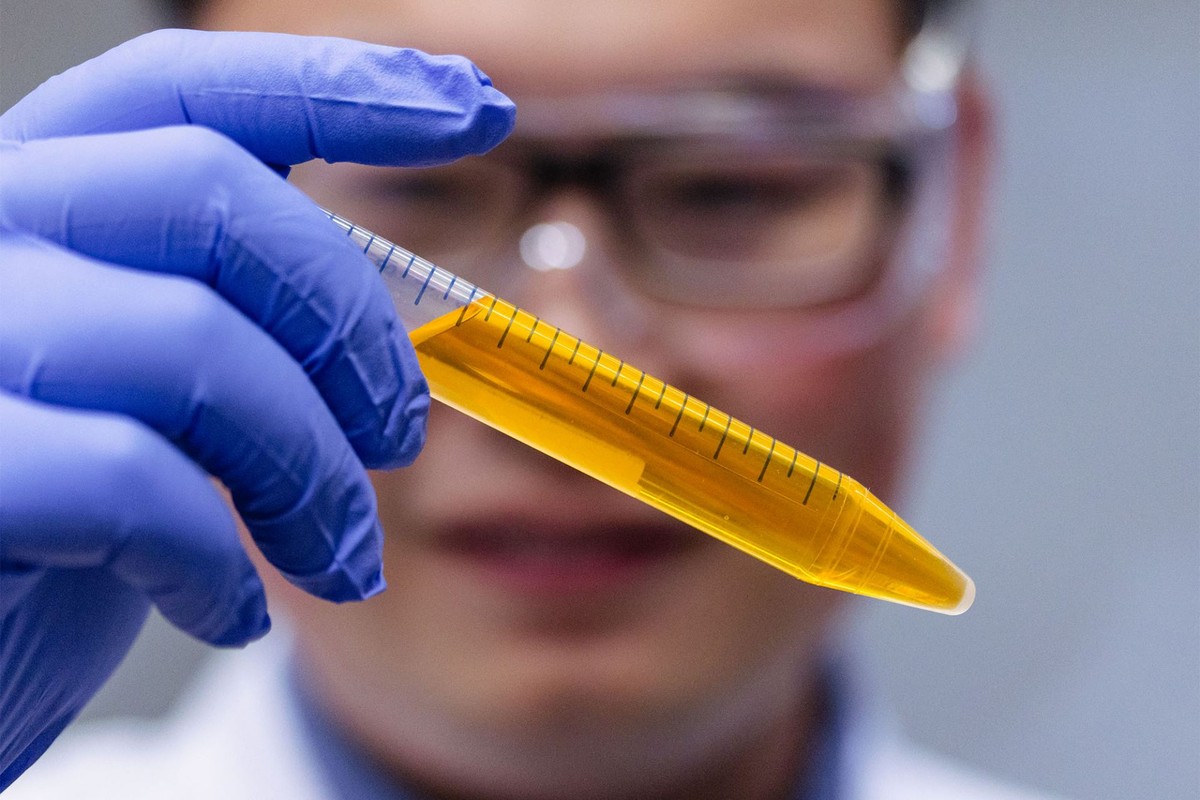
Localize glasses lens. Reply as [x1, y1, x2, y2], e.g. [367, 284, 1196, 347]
[623, 152, 897, 308]
[354, 135, 911, 312]
[355, 160, 522, 269]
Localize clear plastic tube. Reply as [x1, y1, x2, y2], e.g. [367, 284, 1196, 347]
[329, 211, 974, 614]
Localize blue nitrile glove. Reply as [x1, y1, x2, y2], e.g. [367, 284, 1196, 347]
[0, 29, 515, 788]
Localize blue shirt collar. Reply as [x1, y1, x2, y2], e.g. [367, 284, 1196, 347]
[288, 655, 865, 800]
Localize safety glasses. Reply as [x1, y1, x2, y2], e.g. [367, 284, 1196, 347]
[353, 27, 964, 313]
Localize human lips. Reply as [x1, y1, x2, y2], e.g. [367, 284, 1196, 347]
[430, 518, 701, 596]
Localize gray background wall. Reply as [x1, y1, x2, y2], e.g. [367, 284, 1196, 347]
[2, 1, 1197, 798]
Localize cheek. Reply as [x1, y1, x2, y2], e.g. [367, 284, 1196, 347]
[658, 314, 935, 496]
[642, 546, 851, 698]
[270, 446, 848, 728]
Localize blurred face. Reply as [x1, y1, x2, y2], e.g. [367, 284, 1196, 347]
[200, 1, 984, 797]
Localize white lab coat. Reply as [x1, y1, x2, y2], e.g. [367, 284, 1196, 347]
[6, 638, 1063, 800]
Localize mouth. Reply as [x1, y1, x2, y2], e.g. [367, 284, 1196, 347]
[431, 519, 702, 596]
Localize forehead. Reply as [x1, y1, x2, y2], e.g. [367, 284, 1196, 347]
[199, 0, 904, 93]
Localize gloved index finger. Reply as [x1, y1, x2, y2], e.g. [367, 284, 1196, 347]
[0, 28, 515, 168]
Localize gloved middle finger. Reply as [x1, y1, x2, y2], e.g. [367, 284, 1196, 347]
[0, 128, 426, 470]
[0, 231, 386, 603]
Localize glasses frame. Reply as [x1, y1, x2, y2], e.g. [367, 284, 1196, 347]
[499, 25, 966, 350]
[434, 129, 912, 310]
[356, 23, 969, 357]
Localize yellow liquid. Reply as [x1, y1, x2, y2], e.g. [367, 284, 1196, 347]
[410, 295, 974, 614]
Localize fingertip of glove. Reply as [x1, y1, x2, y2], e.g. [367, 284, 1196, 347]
[462, 60, 516, 155]
[361, 569, 387, 600]
[471, 62, 495, 88]
[356, 379, 429, 470]
[209, 591, 272, 648]
[281, 514, 386, 604]
[389, 387, 430, 468]
[290, 562, 385, 605]
[402, 50, 516, 159]
[471, 88, 517, 154]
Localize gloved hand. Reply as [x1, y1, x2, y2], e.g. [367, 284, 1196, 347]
[0, 29, 514, 788]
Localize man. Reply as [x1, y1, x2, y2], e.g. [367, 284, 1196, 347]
[0, 0, 1051, 796]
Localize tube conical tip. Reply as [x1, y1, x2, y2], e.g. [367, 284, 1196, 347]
[943, 574, 976, 615]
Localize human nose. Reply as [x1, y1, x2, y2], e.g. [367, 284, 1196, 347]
[503, 190, 663, 363]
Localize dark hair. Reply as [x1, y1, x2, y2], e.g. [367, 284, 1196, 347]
[163, 1, 959, 37]
[899, 0, 960, 39]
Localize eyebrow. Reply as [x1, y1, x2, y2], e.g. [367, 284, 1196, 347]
[506, 85, 877, 145]
[672, 70, 864, 99]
